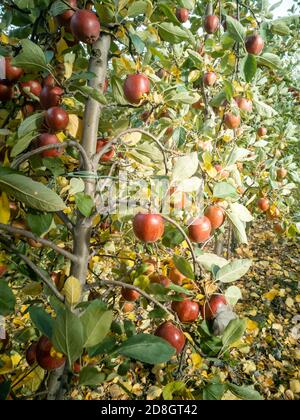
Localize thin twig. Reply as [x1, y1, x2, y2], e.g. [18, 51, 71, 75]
[0, 235, 64, 302]
[56, 211, 75, 233]
[0, 223, 77, 262]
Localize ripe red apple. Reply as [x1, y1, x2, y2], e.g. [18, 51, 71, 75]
[121, 287, 140, 302]
[26, 342, 38, 366]
[123, 302, 135, 313]
[40, 85, 64, 109]
[50, 271, 61, 288]
[257, 198, 270, 212]
[224, 112, 241, 129]
[150, 274, 171, 288]
[0, 264, 7, 277]
[133, 213, 164, 243]
[72, 360, 81, 374]
[43, 74, 56, 88]
[277, 168, 288, 181]
[36, 336, 66, 371]
[172, 298, 199, 323]
[124, 74, 150, 104]
[155, 321, 185, 354]
[188, 216, 212, 243]
[169, 267, 185, 286]
[234, 97, 252, 112]
[201, 295, 227, 320]
[176, 8, 189, 23]
[103, 78, 109, 93]
[45, 106, 69, 132]
[204, 15, 219, 34]
[245, 34, 264, 55]
[205, 205, 225, 230]
[0, 81, 13, 101]
[38, 133, 62, 158]
[5, 57, 23, 82]
[257, 127, 267, 137]
[70, 10, 100, 44]
[56, 0, 77, 27]
[20, 80, 42, 98]
[96, 139, 115, 162]
[203, 72, 217, 86]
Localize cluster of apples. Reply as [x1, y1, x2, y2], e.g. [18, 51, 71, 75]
[118, 212, 230, 353]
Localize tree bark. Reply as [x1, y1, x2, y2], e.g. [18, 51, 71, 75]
[46, 34, 111, 400]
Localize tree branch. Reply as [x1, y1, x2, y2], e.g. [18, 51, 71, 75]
[0, 234, 64, 302]
[56, 211, 75, 233]
[0, 223, 77, 263]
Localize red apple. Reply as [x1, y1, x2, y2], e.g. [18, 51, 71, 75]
[172, 298, 199, 323]
[176, 8, 189, 23]
[5, 57, 23, 82]
[203, 72, 217, 86]
[188, 216, 212, 243]
[0, 264, 7, 277]
[234, 97, 252, 112]
[36, 336, 66, 371]
[26, 342, 38, 366]
[22, 103, 36, 117]
[155, 321, 186, 354]
[257, 127, 267, 137]
[40, 86, 64, 109]
[72, 360, 81, 374]
[245, 34, 264, 55]
[274, 223, 285, 234]
[224, 112, 241, 129]
[150, 274, 171, 288]
[123, 302, 135, 313]
[70, 10, 100, 44]
[45, 106, 69, 132]
[20, 80, 42, 98]
[121, 287, 140, 302]
[0, 81, 13, 101]
[204, 15, 219, 34]
[124, 74, 150, 104]
[133, 213, 164, 243]
[43, 74, 56, 88]
[56, 0, 77, 27]
[38, 133, 63, 158]
[169, 267, 185, 286]
[96, 139, 115, 162]
[205, 205, 225, 230]
[201, 295, 227, 320]
[257, 198, 270, 212]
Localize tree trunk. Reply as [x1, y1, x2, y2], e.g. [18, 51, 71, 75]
[46, 34, 111, 400]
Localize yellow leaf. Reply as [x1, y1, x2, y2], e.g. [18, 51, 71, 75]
[0, 355, 14, 374]
[56, 38, 69, 61]
[0, 192, 10, 224]
[67, 114, 83, 140]
[13, 366, 45, 392]
[121, 131, 141, 145]
[62, 276, 82, 305]
[22, 282, 43, 296]
[48, 17, 57, 33]
[191, 353, 203, 369]
[56, 132, 66, 141]
[0, 34, 9, 44]
[263, 289, 279, 301]
[246, 319, 259, 332]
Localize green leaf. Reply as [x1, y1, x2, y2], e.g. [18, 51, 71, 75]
[271, 21, 290, 36]
[75, 193, 94, 217]
[243, 54, 257, 83]
[18, 113, 44, 138]
[222, 318, 246, 348]
[127, 0, 148, 17]
[223, 80, 234, 101]
[0, 173, 66, 212]
[172, 152, 199, 182]
[257, 53, 282, 69]
[29, 306, 54, 338]
[117, 334, 175, 364]
[226, 208, 248, 245]
[158, 22, 190, 44]
[213, 182, 239, 199]
[163, 381, 186, 400]
[159, 4, 180, 25]
[74, 85, 107, 105]
[42, 157, 65, 176]
[173, 255, 194, 280]
[87, 336, 117, 357]
[254, 100, 277, 118]
[0, 281, 15, 316]
[225, 286, 242, 306]
[26, 212, 53, 236]
[79, 367, 106, 386]
[11, 131, 37, 158]
[227, 383, 263, 400]
[50, 0, 69, 17]
[12, 39, 47, 72]
[129, 34, 145, 54]
[0, 380, 11, 401]
[216, 259, 252, 283]
[197, 253, 228, 272]
[203, 381, 226, 400]
[80, 302, 113, 348]
[52, 308, 84, 366]
[225, 15, 246, 44]
[111, 76, 128, 105]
